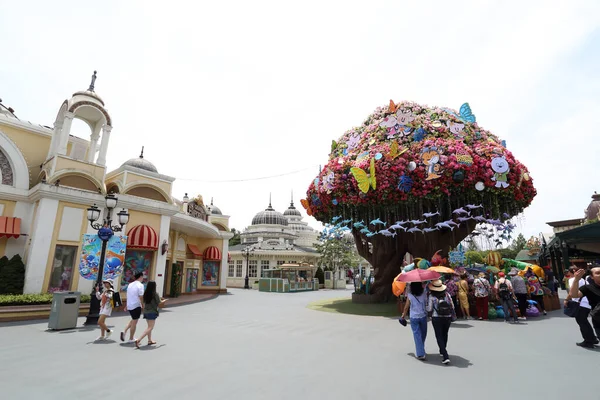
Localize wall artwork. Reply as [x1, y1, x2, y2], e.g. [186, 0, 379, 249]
[79, 234, 127, 281]
[121, 250, 153, 291]
[202, 261, 220, 286]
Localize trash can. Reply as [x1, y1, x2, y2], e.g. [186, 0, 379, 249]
[48, 291, 81, 330]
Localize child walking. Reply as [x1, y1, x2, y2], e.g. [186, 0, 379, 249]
[96, 280, 114, 341]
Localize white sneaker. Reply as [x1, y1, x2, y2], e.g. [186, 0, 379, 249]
[106, 330, 112, 339]
[95, 336, 105, 341]
[442, 358, 450, 364]
[127, 338, 137, 343]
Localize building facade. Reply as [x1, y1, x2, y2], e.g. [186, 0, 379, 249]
[227, 197, 320, 288]
[0, 74, 232, 296]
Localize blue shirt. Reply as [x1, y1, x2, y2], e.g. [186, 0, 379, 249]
[408, 291, 428, 319]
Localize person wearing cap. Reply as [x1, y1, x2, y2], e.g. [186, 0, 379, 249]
[95, 280, 114, 341]
[495, 272, 518, 323]
[427, 279, 456, 365]
[508, 268, 528, 320]
[473, 272, 491, 320]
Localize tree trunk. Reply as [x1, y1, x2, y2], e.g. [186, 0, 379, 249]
[353, 220, 476, 301]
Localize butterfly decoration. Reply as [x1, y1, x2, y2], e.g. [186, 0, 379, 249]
[413, 127, 426, 142]
[350, 158, 377, 194]
[311, 193, 322, 207]
[331, 140, 338, 153]
[388, 99, 400, 113]
[300, 198, 313, 216]
[398, 174, 413, 193]
[346, 134, 360, 150]
[356, 151, 370, 163]
[445, 103, 476, 123]
[387, 141, 408, 160]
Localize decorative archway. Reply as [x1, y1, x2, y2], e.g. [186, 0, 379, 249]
[0, 130, 30, 189]
[123, 182, 172, 204]
[50, 170, 104, 193]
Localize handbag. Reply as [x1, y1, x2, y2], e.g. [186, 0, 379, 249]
[563, 300, 580, 318]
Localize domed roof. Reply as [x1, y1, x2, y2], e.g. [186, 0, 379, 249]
[209, 198, 222, 215]
[283, 200, 302, 217]
[121, 147, 158, 173]
[585, 192, 600, 221]
[252, 203, 288, 226]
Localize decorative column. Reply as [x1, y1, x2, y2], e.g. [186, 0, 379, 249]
[219, 238, 229, 293]
[87, 124, 102, 163]
[154, 215, 172, 296]
[47, 119, 64, 160]
[96, 125, 112, 166]
[57, 113, 74, 156]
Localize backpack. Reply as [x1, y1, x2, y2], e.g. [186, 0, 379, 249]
[111, 291, 123, 309]
[435, 297, 452, 316]
[498, 280, 511, 299]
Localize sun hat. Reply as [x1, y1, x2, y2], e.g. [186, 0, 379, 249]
[102, 279, 114, 289]
[478, 272, 486, 278]
[498, 272, 505, 278]
[428, 279, 447, 292]
[508, 268, 519, 276]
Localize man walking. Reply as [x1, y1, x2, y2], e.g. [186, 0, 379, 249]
[473, 272, 490, 320]
[567, 266, 599, 348]
[121, 272, 145, 343]
[495, 272, 518, 323]
[509, 268, 528, 320]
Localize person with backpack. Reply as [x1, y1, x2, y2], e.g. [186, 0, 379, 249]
[95, 280, 114, 341]
[569, 266, 600, 349]
[427, 279, 456, 365]
[565, 266, 597, 348]
[473, 272, 491, 320]
[401, 282, 428, 360]
[495, 272, 518, 323]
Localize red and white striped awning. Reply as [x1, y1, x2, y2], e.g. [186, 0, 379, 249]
[0, 217, 21, 239]
[203, 246, 222, 261]
[127, 225, 159, 250]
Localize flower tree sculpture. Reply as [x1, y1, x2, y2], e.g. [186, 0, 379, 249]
[303, 100, 536, 300]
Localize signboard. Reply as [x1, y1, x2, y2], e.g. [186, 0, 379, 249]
[79, 234, 127, 281]
[188, 201, 207, 221]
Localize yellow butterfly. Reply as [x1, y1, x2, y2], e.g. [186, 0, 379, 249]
[388, 141, 408, 160]
[350, 158, 377, 193]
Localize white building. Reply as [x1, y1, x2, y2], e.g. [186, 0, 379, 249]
[227, 197, 320, 288]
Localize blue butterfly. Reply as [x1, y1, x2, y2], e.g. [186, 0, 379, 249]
[444, 103, 476, 123]
[311, 194, 322, 207]
[398, 175, 413, 193]
[413, 127, 426, 142]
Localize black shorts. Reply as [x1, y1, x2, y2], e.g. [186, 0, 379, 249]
[128, 307, 142, 320]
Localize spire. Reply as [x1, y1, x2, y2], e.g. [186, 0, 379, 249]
[139, 146, 144, 159]
[88, 70, 97, 92]
[269, 192, 272, 207]
[290, 190, 294, 206]
[211, 197, 214, 206]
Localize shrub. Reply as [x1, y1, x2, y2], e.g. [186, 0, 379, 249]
[0, 254, 25, 294]
[315, 266, 325, 285]
[0, 293, 91, 306]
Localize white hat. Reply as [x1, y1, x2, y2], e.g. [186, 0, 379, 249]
[428, 279, 447, 292]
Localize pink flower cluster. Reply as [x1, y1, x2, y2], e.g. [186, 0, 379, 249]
[306, 100, 537, 218]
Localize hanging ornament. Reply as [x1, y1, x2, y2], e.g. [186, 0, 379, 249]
[374, 152, 383, 160]
[407, 161, 417, 171]
[475, 181, 485, 191]
[452, 170, 465, 183]
[332, 199, 338, 205]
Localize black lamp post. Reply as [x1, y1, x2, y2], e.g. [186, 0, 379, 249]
[242, 246, 254, 289]
[83, 194, 129, 326]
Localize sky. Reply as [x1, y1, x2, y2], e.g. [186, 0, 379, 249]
[1, 0, 599, 242]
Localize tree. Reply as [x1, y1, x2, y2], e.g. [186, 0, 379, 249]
[229, 228, 241, 247]
[315, 266, 325, 285]
[465, 251, 484, 264]
[0, 254, 25, 294]
[315, 228, 359, 288]
[510, 233, 527, 253]
[466, 240, 480, 252]
[303, 100, 536, 301]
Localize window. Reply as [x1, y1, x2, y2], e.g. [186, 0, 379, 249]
[249, 260, 258, 278]
[236, 260, 243, 277]
[261, 260, 270, 277]
[228, 261, 235, 277]
[202, 261, 219, 286]
[277, 260, 285, 266]
[121, 250, 153, 291]
[48, 245, 77, 292]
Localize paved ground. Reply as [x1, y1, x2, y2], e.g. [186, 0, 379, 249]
[1, 287, 597, 400]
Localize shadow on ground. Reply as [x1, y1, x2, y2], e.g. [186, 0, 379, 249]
[407, 352, 473, 368]
[307, 298, 398, 317]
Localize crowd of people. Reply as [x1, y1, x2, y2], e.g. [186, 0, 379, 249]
[94, 271, 167, 348]
[399, 264, 600, 363]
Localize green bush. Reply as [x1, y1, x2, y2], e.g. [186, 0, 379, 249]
[0, 254, 25, 294]
[315, 266, 325, 285]
[0, 293, 91, 306]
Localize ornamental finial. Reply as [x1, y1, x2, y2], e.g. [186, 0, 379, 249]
[88, 70, 97, 92]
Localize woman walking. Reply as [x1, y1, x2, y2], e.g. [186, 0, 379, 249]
[427, 279, 456, 365]
[525, 269, 547, 315]
[508, 268, 527, 320]
[135, 281, 167, 348]
[473, 272, 491, 320]
[95, 280, 114, 341]
[457, 274, 471, 320]
[401, 282, 428, 360]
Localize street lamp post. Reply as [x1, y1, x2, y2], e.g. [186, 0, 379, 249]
[83, 194, 130, 326]
[242, 246, 254, 289]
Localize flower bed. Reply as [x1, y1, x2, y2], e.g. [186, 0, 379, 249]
[0, 293, 91, 306]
